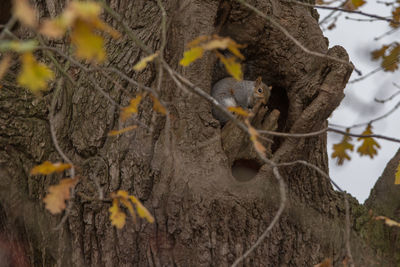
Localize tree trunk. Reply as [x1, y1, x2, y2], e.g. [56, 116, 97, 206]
[0, 0, 395, 266]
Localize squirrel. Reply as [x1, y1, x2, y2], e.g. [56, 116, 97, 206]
[211, 76, 271, 124]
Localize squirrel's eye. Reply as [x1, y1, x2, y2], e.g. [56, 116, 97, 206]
[257, 88, 263, 93]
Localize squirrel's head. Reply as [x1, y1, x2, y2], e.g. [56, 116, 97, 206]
[253, 76, 271, 104]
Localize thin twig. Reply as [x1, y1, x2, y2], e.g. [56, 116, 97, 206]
[231, 153, 287, 267]
[375, 83, 400, 103]
[0, 16, 17, 40]
[284, 0, 398, 25]
[49, 77, 77, 231]
[235, 0, 360, 75]
[276, 159, 354, 266]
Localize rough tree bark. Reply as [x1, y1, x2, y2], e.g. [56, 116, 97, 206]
[0, 0, 397, 266]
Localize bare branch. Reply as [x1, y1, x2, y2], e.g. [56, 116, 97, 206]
[234, 0, 360, 75]
[284, 0, 398, 25]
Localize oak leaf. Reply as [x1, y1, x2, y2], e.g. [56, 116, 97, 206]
[357, 125, 380, 158]
[121, 94, 143, 121]
[179, 47, 204, 66]
[150, 94, 167, 115]
[17, 53, 54, 93]
[109, 199, 126, 229]
[331, 131, 354, 165]
[381, 44, 400, 72]
[216, 52, 243, 81]
[43, 178, 78, 214]
[70, 20, 105, 63]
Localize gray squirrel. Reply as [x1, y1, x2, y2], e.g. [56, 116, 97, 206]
[211, 76, 271, 124]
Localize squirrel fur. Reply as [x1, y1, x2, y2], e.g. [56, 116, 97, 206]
[211, 76, 271, 124]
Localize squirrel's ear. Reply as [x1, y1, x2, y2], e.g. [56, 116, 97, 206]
[255, 76, 262, 87]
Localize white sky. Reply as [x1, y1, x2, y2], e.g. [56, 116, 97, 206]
[319, 3, 400, 203]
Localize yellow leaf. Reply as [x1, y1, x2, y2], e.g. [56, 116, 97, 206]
[216, 53, 243, 80]
[121, 94, 143, 121]
[344, 0, 366, 10]
[30, 161, 72, 175]
[150, 94, 167, 115]
[228, 106, 250, 117]
[17, 53, 54, 94]
[0, 55, 12, 80]
[395, 161, 400, 185]
[129, 195, 155, 223]
[375, 215, 400, 228]
[110, 190, 154, 227]
[331, 130, 354, 165]
[109, 199, 126, 229]
[70, 20, 106, 63]
[133, 52, 159, 71]
[119, 197, 137, 224]
[179, 47, 204, 66]
[43, 178, 78, 214]
[108, 125, 138, 136]
[12, 0, 38, 28]
[246, 120, 266, 157]
[357, 125, 380, 158]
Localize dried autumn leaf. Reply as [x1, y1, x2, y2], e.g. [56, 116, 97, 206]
[381, 44, 400, 72]
[30, 161, 72, 175]
[179, 47, 204, 66]
[12, 0, 38, 28]
[109, 190, 154, 228]
[375, 215, 400, 228]
[133, 52, 159, 71]
[228, 106, 250, 117]
[246, 120, 266, 157]
[395, 161, 400, 185]
[108, 125, 138, 136]
[0, 55, 12, 80]
[150, 94, 167, 115]
[17, 53, 54, 94]
[70, 20, 105, 63]
[391, 7, 400, 28]
[109, 199, 126, 229]
[314, 258, 333, 267]
[129, 195, 155, 223]
[357, 124, 380, 158]
[43, 178, 78, 214]
[216, 53, 243, 80]
[121, 94, 143, 121]
[344, 0, 366, 10]
[371, 45, 389, 60]
[331, 131, 354, 165]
